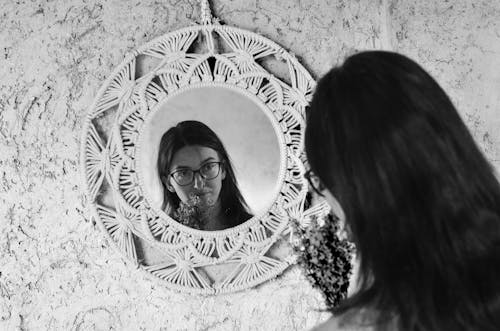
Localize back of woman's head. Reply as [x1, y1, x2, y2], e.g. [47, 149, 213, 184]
[305, 51, 500, 330]
[157, 120, 250, 225]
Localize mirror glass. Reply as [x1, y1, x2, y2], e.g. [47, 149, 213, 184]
[139, 86, 281, 231]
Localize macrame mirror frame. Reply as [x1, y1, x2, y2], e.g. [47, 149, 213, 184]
[81, 0, 330, 294]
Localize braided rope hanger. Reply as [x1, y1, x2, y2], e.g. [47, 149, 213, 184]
[200, 0, 214, 25]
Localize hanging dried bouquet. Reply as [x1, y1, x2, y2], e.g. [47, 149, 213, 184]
[292, 213, 355, 309]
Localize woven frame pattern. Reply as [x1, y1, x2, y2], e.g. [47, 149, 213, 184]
[81, 22, 330, 294]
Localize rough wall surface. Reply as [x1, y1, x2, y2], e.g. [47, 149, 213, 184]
[0, 0, 499, 330]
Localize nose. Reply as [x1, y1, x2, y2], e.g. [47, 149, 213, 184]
[193, 172, 205, 189]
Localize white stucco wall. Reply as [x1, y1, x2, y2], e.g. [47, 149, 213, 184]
[1, 0, 499, 330]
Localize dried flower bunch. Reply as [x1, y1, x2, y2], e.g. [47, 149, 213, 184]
[292, 213, 355, 309]
[174, 194, 206, 229]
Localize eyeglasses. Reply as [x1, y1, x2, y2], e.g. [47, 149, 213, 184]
[169, 161, 223, 186]
[305, 169, 326, 196]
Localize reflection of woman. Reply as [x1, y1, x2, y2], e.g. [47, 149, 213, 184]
[157, 120, 252, 230]
[306, 51, 500, 330]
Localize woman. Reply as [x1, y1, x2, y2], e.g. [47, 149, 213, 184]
[157, 120, 252, 231]
[305, 51, 500, 330]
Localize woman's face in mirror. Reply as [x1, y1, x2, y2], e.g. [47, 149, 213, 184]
[166, 145, 226, 207]
[144, 88, 281, 218]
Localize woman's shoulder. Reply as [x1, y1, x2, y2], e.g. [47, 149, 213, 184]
[311, 310, 397, 331]
[311, 316, 376, 331]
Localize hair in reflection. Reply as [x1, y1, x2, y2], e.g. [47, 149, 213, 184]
[157, 120, 252, 228]
[305, 51, 500, 330]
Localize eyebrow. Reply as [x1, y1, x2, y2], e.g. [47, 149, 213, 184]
[171, 157, 217, 170]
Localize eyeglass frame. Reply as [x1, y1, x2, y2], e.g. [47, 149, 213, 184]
[168, 161, 224, 186]
[304, 169, 326, 197]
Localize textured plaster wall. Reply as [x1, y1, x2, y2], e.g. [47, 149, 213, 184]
[1, 0, 499, 330]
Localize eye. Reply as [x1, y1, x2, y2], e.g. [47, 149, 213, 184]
[173, 169, 189, 178]
[202, 162, 217, 171]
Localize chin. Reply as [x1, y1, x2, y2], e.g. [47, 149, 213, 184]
[202, 195, 216, 206]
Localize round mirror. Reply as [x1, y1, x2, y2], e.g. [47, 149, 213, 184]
[81, 19, 327, 294]
[139, 86, 281, 231]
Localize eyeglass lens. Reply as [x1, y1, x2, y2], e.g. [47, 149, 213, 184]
[306, 170, 325, 196]
[171, 162, 221, 186]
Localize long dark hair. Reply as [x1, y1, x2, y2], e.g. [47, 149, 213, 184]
[157, 120, 251, 227]
[305, 51, 500, 330]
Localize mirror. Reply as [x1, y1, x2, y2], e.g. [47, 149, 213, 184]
[81, 7, 326, 294]
[139, 86, 281, 231]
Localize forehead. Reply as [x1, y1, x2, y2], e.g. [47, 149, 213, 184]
[170, 145, 219, 169]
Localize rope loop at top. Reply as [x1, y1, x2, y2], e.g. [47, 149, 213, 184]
[200, 0, 213, 25]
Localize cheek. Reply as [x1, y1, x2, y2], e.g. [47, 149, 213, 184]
[324, 190, 346, 225]
[173, 186, 190, 201]
[209, 177, 223, 193]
